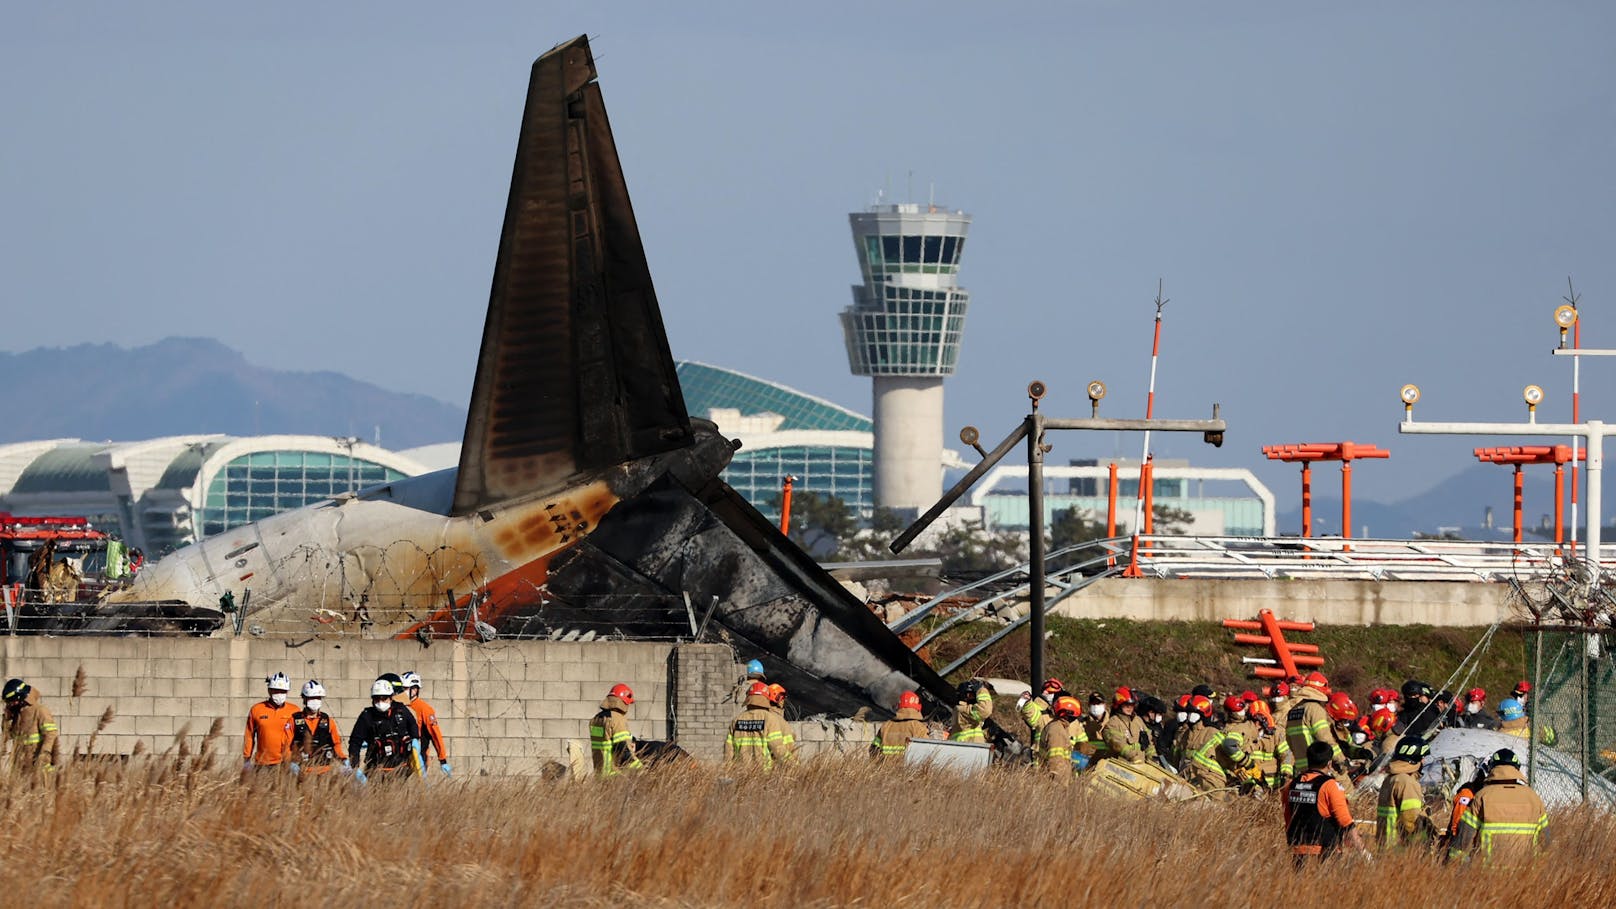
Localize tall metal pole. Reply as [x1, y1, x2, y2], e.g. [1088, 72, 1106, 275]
[1026, 412, 1047, 688]
[1133, 284, 1168, 535]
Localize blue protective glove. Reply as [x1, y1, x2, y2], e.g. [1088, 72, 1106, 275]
[439, 761, 452, 778]
[242, 759, 253, 773]
[411, 739, 424, 778]
[339, 761, 354, 776]
[354, 767, 368, 784]
[289, 762, 301, 775]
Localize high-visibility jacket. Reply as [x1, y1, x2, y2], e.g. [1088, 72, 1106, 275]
[726, 693, 795, 769]
[1184, 724, 1229, 791]
[1101, 712, 1154, 763]
[1448, 765, 1549, 865]
[1376, 762, 1430, 849]
[1037, 718, 1073, 781]
[949, 688, 993, 743]
[769, 703, 798, 754]
[1168, 723, 1196, 770]
[1080, 709, 1108, 756]
[1217, 718, 1262, 778]
[873, 707, 930, 759]
[243, 698, 298, 766]
[408, 697, 449, 763]
[1020, 696, 1050, 736]
[1252, 723, 1293, 787]
[5, 689, 59, 772]
[290, 708, 347, 771]
[1285, 689, 1344, 767]
[588, 695, 642, 777]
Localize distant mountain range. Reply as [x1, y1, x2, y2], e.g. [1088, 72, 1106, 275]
[1, 337, 466, 450]
[3, 337, 1599, 539]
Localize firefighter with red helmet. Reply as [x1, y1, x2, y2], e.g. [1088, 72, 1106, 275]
[765, 683, 799, 755]
[588, 683, 642, 777]
[1038, 695, 1080, 781]
[872, 690, 931, 760]
[1248, 697, 1293, 789]
[1100, 687, 1154, 764]
[726, 681, 795, 770]
[1215, 694, 1263, 792]
[1183, 695, 1229, 792]
[1017, 677, 1064, 740]
[1285, 671, 1345, 776]
[1459, 687, 1500, 730]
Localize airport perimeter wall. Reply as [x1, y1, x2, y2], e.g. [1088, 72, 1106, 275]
[1056, 578, 1515, 626]
[0, 637, 742, 775]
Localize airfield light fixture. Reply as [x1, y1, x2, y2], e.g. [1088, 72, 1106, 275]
[1086, 380, 1107, 417]
[1554, 304, 1578, 349]
[1027, 380, 1047, 410]
[959, 425, 986, 458]
[1400, 384, 1420, 422]
[1524, 384, 1544, 421]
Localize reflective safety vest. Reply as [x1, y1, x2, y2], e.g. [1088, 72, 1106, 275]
[949, 688, 993, 743]
[589, 708, 642, 777]
[1286, 771, 1343, 856]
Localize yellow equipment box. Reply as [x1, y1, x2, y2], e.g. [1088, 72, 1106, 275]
[1087, 758, 1197, 802]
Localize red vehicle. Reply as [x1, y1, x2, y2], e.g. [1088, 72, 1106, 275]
[0, 512, 121, 607]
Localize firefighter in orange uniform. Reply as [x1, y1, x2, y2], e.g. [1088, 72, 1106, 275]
[401, 671, 450, 778]
[290, 679, 348, 776]
[1284, 741, 1366, 866]
[242, 671, 298, 776]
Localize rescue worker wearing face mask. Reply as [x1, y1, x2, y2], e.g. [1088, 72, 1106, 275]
[349, 678, 423, 783]
[1458, 688, 1499, 730]
[1079, 693, 1109, 754]
[1100, 687, 1155, 764]
[1396, 680, 1440, 739]
[1215, 694, 1264, 792]
[1284, 741, 1367, 867]
[400, 671, 450, 778]
[1168, 694, 1196, 770]
[1327, 692, 1370, 769]
[765, 684, 799, 755]
[2, 678, 58, 774]
[588, 682, 643, 778]
[726, 681, 795, 770]
[1037, 695, 1080, 781]
[1017, 678, 1064, 741]
[1183, 695, 1229, 792]
[1265, 681, 1296, 729]
[242, 672, 297, 775]
[289, 680, 348, 777]
[1377, 735, 1435, 850]
[1137, 696, 1169, 771]
[1447, 748, 1549, 866]
[1285, 671, 1345, 777]
[948, 678, 994, 744]
[1248, 696, 1293, 789]
[872, 691, 931, 760]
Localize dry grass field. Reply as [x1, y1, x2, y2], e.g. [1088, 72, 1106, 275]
[2, 749, 1613, 909]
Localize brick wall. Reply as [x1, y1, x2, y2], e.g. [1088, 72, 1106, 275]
[0, 637, 740, 776]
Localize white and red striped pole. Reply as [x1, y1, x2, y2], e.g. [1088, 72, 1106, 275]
[1132, 281, 1167, 540]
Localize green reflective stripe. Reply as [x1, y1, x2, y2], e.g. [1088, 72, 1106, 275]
[1192, 733, 1225, 771]
[1046, 747, 1070, 760]
[951, 729, 986, 742]
[1399, 798, 1423, 812]
[40, 723, 57, 732]
[23, 735, 40, 744]
[1460, 811, 1479, 830]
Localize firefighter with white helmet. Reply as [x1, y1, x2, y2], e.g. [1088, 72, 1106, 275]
[348, 678, 423, 783]
[401, 670, 450, 778]
[242, 671, 297, 776]
[290, 679, 348, 776]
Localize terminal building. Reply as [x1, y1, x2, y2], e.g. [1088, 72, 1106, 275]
[0, 436, 430, 556]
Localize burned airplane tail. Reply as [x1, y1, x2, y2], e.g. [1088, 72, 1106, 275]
[447, 36, 952, 714]
[453, 36, 691, 516]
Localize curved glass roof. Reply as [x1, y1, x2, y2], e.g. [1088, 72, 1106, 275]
[10, 443, 112, 493]
[155, 441, 229, 491]
[676, 361, 870, 432]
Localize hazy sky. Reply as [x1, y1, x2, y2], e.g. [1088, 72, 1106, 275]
[4, 3, 1614, 511]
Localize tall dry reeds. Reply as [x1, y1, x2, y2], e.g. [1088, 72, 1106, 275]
[0, 753, 1611, 908]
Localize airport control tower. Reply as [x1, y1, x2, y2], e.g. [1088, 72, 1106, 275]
[840, 202, 971, 513]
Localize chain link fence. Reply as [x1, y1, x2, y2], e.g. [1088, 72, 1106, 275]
[1525, 628, 1616, 804]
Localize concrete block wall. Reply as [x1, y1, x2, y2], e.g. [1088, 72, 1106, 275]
[669, 644, 743, 762]
[0, 637, 740, 776]
[1053, 578, 1513, 626]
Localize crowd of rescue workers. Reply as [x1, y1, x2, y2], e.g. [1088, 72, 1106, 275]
[0, 661, 1549, 866]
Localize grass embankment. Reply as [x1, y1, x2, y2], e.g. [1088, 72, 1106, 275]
[931, 617, 1527, 706]
[2, 759, 1611, 907]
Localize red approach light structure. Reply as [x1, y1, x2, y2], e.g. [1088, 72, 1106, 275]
[1222, 609, 1323, 680]
[1473, 445, 1584, 545]
[1262, 442, 1390, 549]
